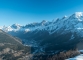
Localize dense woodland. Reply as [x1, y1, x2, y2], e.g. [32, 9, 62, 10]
[33, 49, 80, 60]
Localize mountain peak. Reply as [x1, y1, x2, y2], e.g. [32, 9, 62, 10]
[62, 15, 67, 19]
[11, 23, 21, 29]
[41, 20, 47, 25]
[74, 12, 83, 18]
[41, 20, 47, 23]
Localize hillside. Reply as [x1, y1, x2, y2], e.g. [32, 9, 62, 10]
[0, 29, 31, 60]
[0, 29, 22, 45]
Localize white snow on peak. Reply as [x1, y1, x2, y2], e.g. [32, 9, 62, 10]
[61, 16, 68, 20]
[75, 12, 83, 18]
[64, 15, 67, 17]
[63, 15, 67, 18]
[2, 26, 13, 32]
[41, 20, 48, 25]
[25, 29, 30, 33]
[0, 26, 3, 29]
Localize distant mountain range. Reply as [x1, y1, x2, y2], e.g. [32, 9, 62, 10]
[0, 12, 83, 53]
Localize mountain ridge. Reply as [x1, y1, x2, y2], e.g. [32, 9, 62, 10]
[1, 12, 83, 35]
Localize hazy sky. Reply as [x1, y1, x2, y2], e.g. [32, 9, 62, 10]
[0, 0, 83, 26]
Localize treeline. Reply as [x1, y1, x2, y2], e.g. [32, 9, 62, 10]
[33, 49, 80, 60]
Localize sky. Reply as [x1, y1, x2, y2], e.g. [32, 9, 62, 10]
[0, 0, 83, 26]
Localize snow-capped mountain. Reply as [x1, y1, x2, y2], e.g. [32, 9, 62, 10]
[1, 12, 83, 35]
[1, 12, 83, 53]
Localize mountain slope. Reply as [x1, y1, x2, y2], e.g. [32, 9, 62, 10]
[0, 29, 31, 60]
[0, 29, 22, 45]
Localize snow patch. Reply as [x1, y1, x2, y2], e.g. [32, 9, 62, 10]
[75, 12, 83, 18]
[79, 50, 83, 53]
[70, 35, 74, 40]
[77, 28, 83, 30]
[66, 54, 83, 60]
[25, 29, 30, 32]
